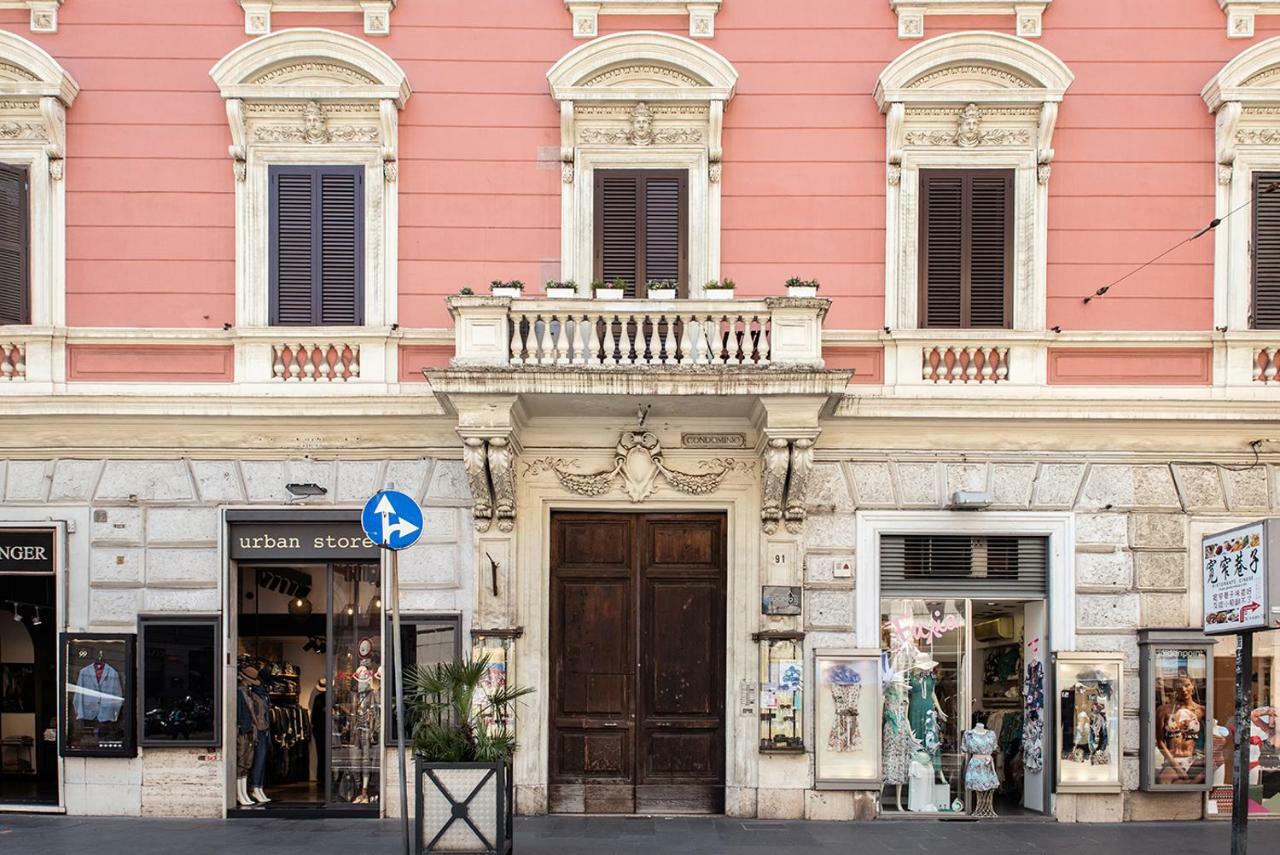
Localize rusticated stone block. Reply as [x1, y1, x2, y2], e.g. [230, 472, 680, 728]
[894, 461, 939, 506]
[384, 458, 435, 501]
[190, 460, 244, 503]
[806, 589, 854, 630]
[807, 463, 854, 513]
[96, 460, 193, 503]
[1135, 551, 1186, 590]
[50, 459, 102, 501]
[802, 512, 856, 549]
[1171, 464, 1226, 511]
[145, 547, 219, 587]
[1129, 513, 1185, 549]
[91, 507, 143, 544]
[1077, 551, 1133, 588]
[1032, 463, 1085, 508]
[90, 548, 144, 586]
[944, 462, 987, 496]
[849, 461, 895, 506]
[1141, 592, 1190, 628]
[1222, 466, 1269, 512]
[1076, 634, 1140, 669]
[1079, 465, 1179, 510]
[146, 507, 218, 544]
[1076, 513, 1128, 546]
[990, 463, 1037, 507]
[1076, 593, 1140, 629]
[5, 460, 49, 501]
[805, 789, 856, 821]
[336, 460, 385, 502]
[426, 460, 470, 501]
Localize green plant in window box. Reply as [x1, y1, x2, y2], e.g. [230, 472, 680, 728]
[594, 278, 626, 300]
[491, 280, 524, 298]
[646, 280, 678, 300]
[704, 278, 735, 300]
[785, 277, 819, 298]
[545, 279, 578, 299]
[457, 287, 475, 296]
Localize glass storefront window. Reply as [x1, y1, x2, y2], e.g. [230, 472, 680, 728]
[755, 632, 804, 752]
[1054, 652, 1123, 793]
[386, 615, 460, 745]
[60, 633, 136, 758]
[1210, 629, 1280, 817]
[472, 631, 519, 733]
[814, 649, 880, 786]
[879, 598, 967, 813]
[330, 563, 381, 807]
[140, 618, 219, 746]
[1139, 631, 1212, 791]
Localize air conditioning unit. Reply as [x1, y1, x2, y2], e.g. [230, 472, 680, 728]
[974, 616, 1016, 641]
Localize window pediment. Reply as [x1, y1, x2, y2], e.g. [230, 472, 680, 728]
[890, 0, 1050, 40]
[876, 32, 1072, 109]
[238, 1, 397, 37]
[549, 31, 737, 103]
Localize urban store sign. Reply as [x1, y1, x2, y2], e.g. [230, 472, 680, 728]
[1202, 519, 1280, 634]
[0, 528, 56, 574]
[229, 521, 379, 561]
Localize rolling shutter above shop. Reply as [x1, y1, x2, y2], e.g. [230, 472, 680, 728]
[880, 534, 1048, 598]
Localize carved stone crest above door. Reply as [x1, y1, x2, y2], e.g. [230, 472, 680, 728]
[526, 431, 752, 504]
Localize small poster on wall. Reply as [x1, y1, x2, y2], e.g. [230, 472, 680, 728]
[813, 649, 881, 788]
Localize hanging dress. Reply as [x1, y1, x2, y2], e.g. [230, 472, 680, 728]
[827, 683, 862, 752]
[882, 679, 912, 784]
[962, 727, 999, 792]
[908, 669, 942, 772]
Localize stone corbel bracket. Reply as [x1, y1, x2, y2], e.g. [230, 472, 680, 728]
[461, 432, 521, 533]
[1036, 101, 1057, 185]
[759, 432, 819, 535]
[566, 0, 721, 39]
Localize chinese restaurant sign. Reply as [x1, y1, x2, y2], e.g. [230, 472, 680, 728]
[1202, 519, 1280, 635]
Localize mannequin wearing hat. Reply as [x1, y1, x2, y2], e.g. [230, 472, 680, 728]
[235, 663, 272, 807]
[907, 651, 948, 785]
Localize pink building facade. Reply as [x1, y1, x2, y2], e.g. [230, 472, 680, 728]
[0, 0, 1278, 826]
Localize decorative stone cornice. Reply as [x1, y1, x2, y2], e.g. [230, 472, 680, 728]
[0, 31, 78, 181]
[890, 1, 1050, 40]
[239, 1, 397, 36]
[565, 0, 721, 40]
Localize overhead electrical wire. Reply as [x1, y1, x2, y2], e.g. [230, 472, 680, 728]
[1081, 180, 1280, 306]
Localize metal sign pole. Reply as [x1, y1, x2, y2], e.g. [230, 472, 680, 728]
[389, 547, 409, 855]
[1232, 631, 1254, 855]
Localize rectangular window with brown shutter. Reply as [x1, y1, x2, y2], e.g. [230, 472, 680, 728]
[1252, 171, 1280, 329]
[0, 163, 29, 326]
[594, 169, 688, 297]
[918, 168, 1013, 329]
[269, 165, 364, 326]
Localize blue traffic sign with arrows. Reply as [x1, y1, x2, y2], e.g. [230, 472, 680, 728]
[361, 490, 424, 550]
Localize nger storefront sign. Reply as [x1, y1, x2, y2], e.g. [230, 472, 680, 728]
[1202, 519, 1280, 635]
[0, 528, 56, 574]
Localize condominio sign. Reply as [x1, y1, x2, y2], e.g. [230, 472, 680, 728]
[1202, 519, 1280, 635]
[0, 528, 56, 574]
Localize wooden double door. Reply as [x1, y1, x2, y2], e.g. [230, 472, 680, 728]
[549, 512, 727, 814]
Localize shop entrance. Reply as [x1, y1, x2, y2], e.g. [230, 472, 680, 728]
[878, 534, 1050, 818]
[0, 535, 58, 806]
[234, 561, 382, 813]
[548, 512, 727, 814]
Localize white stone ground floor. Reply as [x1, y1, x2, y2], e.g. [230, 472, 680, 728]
[0, 443, 1275, 823]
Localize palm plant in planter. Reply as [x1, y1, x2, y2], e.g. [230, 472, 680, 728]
[408, 656, 532, 854]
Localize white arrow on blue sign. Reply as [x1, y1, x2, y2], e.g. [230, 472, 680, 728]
[361, 490, 424, 550]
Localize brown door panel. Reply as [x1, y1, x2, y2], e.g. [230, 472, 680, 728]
[549, 512, 725, 814]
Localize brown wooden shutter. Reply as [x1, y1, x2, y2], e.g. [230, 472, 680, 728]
[1253, 171, 1280, 329]
[0, 164, 29, 325]
[920, 169, 1013, 328]
[270, 165, 364, 326]
[595, 170, 687, 297]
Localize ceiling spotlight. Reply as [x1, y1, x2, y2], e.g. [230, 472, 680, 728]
[285, 482, 328, 499]
[31, 611, 42, 626]
[11, 603, 21, 622]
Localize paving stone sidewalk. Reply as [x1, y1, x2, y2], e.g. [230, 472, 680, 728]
[0, 813, 1271, 854]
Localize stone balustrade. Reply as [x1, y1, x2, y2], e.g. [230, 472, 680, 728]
[922, 343, 1010, 384]
[271, 341, 361, 382]
[1253, 346, 1280, 382]
[448, 295, 828, 368]
[0, 341, 25, 380]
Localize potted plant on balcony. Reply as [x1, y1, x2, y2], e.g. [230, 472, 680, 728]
[704, 278, 736, 301]
[545, 280, 578, 299]
[646, 280, 677, 300]
[408, 655, 532, 855]
[593, 278, 626, 301]
[490, 280, 524, 298]
[785, 277, 819, 298]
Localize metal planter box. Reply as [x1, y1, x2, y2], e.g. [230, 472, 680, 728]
[415, 759, 513, 855]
